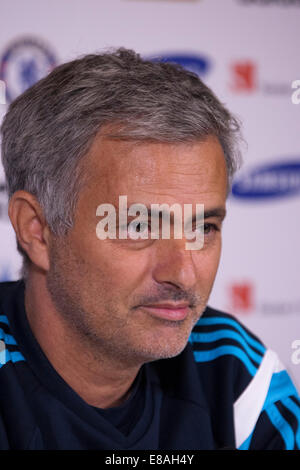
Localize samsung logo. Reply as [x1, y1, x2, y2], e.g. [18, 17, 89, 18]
[149, 53, 210, 76]
[232, 161, 300, 199]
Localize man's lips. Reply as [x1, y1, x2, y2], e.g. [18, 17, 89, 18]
[137, 302, 190, 321]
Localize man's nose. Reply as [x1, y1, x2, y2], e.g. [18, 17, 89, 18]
[152, 239, 198, 291]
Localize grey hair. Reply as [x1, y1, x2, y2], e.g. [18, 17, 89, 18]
[0, 47, 242, 281]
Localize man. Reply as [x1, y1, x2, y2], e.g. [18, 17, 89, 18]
[0, 48, 299, 450]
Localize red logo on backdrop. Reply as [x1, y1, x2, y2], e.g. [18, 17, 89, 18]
[230, 61, 257, 92]
[229, 282, 254, 312]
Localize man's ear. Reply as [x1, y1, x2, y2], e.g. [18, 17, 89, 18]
[8, 190, 51, 272]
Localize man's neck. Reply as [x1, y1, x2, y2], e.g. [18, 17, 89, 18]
[23, 272, 141, 409]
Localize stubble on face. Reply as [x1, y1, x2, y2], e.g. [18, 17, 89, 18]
[46, 234, 210, 367]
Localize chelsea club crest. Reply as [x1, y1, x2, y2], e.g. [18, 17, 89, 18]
[0, 36, 57, 104]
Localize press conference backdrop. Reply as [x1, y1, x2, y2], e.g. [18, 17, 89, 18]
[0, 0, 299, 388]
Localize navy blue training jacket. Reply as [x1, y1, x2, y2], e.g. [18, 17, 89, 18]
[0, 279, 299, 450]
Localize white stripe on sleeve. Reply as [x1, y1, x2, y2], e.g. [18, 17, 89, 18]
[234, 348, 285, 448]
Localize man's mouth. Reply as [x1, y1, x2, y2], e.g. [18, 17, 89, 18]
[137, 302, 190, 321]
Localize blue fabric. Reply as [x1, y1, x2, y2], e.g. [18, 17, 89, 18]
[266, 404, 294, 450]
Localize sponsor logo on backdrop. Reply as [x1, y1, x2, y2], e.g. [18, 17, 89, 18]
[149, 53, 211, 77]
[230, 61, 257, 92]
[231, 160, 300, 200]
[227, 281, 300, 316]
[237, 0, 300, 6]
[229, 282, 254, 312]
[0, 37, 57, 104]
[230, 61, 293, 96]
[260, 301, 300, 315]
[291, 79, 300, 104]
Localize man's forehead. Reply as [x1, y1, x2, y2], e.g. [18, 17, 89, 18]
[85, 134, 227, 190]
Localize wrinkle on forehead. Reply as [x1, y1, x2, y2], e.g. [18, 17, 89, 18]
[81, 135, 228, 206]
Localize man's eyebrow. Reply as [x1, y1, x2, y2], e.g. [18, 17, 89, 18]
[204, 207, 227, 220]
[184, 207, 227, 225]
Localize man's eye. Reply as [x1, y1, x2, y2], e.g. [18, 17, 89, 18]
[193, 223, 219, 235]
[203, 223, 218, 234]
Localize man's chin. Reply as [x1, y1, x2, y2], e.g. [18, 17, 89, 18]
[146, 344, 188, 362]
[131, 311, 201, 362]
[133, 328, 192, 363]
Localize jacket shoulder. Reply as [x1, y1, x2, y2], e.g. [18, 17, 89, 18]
[189, 305, 267, 404]
[190, 306, 300, 450]
[0, 280, 26, 369]
[190, 305, 266, 376]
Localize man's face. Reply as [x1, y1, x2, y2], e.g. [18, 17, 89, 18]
[46, 134, 227, 365]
